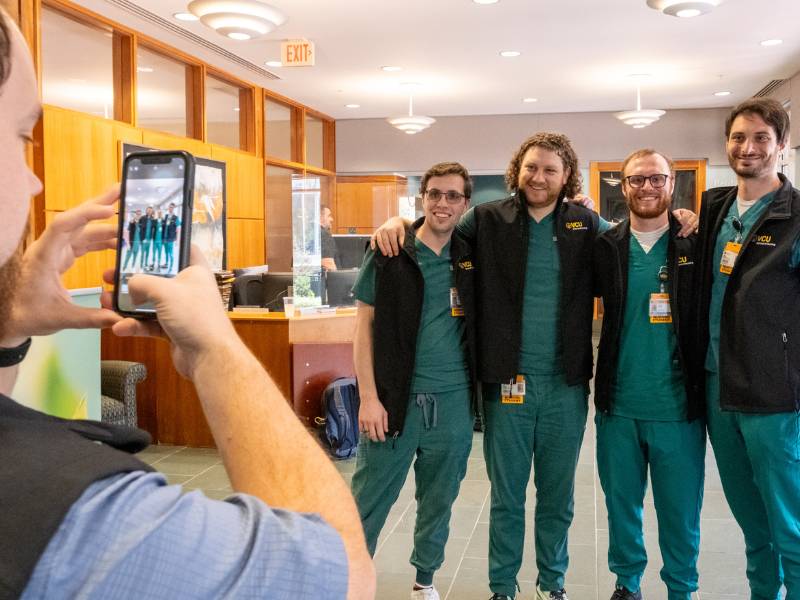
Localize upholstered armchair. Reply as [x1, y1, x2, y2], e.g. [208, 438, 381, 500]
[100, 360, 147, 428]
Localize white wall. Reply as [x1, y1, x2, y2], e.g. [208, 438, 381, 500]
[337, 108, 733, 176]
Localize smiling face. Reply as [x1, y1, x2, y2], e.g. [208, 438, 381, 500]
[516, 146, 570, 210]
[422, 174, 469, 236]
[622, 152, 674, 220]
[726, 112, 785, 181]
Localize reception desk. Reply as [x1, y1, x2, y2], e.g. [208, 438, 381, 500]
[101, 311, 357, 447]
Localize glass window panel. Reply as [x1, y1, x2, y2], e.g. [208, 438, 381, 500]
[305, 115, 324, 168]
[599, 170, 627, 223]
[206, 75, 241, 148]
[291, 175, 323, 307]
[672, 171, 696, 211]
[136, 47, 187, 137]
[265, 99, 292, 161]
[266, 165, 298, 271]
[41, 7, 114, 118]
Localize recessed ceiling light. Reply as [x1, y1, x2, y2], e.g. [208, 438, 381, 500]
[265, 60, 282, 67]
[473, 0, 499, 4]
[714, 90, 732, 96]
[345, 104, 360, 108]
[234, 107, 240, 111]
[500, 50, 521, 58]
[760, 39, 783, 46]
[381, 66, 402, 72]
[137, 66, 154, 73]
[627, 73, 652, 81]
[400, 81, 423, 89]
[646, 0, 722, 18]
[173, 12, 199, 21]
[227, 32, 251, 40]
[523, 97, 538, 103]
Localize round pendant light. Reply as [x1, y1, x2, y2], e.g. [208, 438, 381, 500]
[615, 86, 665, 129]
[646, 0, 723, 18]
[187, 0, 286, 40]
[387, 96, 435, 135]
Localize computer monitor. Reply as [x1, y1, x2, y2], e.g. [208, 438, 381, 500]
[261, 272, 294, 311]
[325, 269, 359, 307]
[232, 274, 266, 307]
[332, 235, 371, 269]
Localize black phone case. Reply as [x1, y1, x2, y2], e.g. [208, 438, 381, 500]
[113, 150, 196, 319]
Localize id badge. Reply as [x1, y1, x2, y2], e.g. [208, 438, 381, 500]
[720, 242, 742, 275]
[501, 375, 525, 404]
[450, 287, 464, 317]
[649, 293, 672, 324]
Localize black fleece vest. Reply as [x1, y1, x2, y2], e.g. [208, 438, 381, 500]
[372, 218, 476, 437]
[0, 395, 152, 599]
[471, 194, 599, 385]
[592, 216, 702, 419]
[696, 174, 800, 413]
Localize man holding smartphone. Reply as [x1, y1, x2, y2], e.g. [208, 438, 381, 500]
[0, 10, 374, 599]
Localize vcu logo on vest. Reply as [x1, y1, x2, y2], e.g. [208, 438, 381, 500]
[755, 234, 776, 247]
[565, 221, 588, 231]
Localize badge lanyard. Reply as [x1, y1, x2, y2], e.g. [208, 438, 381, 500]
[720, 217, 744, 275]
[649, 265, 672, 324]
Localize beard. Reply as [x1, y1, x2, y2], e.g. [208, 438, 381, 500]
[627, 194, 671, 219]
[0, 247, 22, 343]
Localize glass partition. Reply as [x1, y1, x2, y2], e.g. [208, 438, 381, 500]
[41, 7, 114, 118]
[305, 114, 324, 168]
[265, 98, 293, 161]
[206, 75, 241, 148]
[136, 47, 187, 136]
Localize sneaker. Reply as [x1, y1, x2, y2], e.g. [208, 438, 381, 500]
[610, 586, 642, 600]
[410, 586, 440, 600]
[489, 595, 514, 600]
[536, 586, 568, 600]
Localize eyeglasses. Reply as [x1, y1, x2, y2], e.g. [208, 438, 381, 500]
[424, 189, 466, 204]
[624, 174, 670, 189]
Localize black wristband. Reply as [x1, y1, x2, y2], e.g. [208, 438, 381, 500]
[0, 337, 32, 368]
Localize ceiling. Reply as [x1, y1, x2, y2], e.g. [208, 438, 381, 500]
[64, 0, 800, 120]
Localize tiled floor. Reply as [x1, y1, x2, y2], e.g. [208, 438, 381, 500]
[139, 407, 753, 600]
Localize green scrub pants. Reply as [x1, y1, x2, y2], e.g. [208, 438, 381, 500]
[596, 413, 705, 600]
[483, 373, 588, 596]
[706, 371, 800, 600]
[351, 388, 473, 585]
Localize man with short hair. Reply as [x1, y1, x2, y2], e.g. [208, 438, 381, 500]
[0, 11, 374, 599]
[139, 205, 155, 271]
[162, 202, 180, 273]
[696, 97, 800, 598]
[593, 149, 704, 600]
[122, 208, 141, 271]
[351, 162, 477, 600]
[321, 204, 338, 271]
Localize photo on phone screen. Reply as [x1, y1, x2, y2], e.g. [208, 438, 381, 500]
[115, 152, 194, 315]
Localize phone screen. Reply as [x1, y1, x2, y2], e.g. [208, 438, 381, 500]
[117, 154, 189, 314]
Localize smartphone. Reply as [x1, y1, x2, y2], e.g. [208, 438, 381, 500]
[114, 150, 195, 318]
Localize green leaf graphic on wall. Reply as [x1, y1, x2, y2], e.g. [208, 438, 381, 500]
[38, 351, 87, 419]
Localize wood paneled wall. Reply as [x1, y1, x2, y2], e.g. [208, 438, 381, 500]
[334, 175, 408, 234]
[41, 105, 266, 288]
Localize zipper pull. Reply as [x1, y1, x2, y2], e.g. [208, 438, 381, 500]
[391, 431, 399, 449]
[783, 332, 788, 344]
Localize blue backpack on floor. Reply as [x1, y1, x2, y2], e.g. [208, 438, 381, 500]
[317, 378, 360, 459]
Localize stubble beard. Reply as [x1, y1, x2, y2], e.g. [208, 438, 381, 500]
[0, 249, 22, 342]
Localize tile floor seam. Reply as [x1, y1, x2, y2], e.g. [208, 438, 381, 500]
[374, 499, 415, 557]
[182, 462, 223, 489]
[144, 446, 186, 467]
[443, 483, 491, 600]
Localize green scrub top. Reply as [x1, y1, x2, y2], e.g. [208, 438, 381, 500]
[612, 233, 687, 421]
[353, 239, 470, 394]
[518, 213, 562, 375]
[705, 192, 775, 373]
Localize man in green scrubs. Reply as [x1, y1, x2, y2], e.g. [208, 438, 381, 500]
[593, 149, 704, 600]
[696, 98, 800, 599]
[351, 162, 476, 600]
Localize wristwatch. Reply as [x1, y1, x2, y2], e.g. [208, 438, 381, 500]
[0, 337, 32, 367]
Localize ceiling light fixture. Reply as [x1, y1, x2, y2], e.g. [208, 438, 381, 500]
[265, 60, 282, 67]
[381, 66, 403, 72]
[187, 0, 286, 40]
[615, 85, 665, 128]
[345, 104, 360, 108]
[137, 66, 154, 73]
[522, 97, 538, 103]
[714, 90, 732, 96]
[500, 50, 521, 57]
[760, 39, 783, 46]
[473, 0, 500, 4]
[646, 0, 722, 17]
[387, 96, 435, 135]
[173, 12, 199, 21]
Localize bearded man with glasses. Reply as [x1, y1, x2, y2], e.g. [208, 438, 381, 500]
[350, 162, 478, 600]
[592, 149, 704, 600]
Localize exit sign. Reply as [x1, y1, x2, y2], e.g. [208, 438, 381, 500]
[281, 40, 315, 67]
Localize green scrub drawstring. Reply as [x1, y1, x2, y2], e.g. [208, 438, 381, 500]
[415, 393, 438, 430]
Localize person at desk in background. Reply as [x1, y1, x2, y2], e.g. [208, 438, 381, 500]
[370, 134, 699, 600]
[351, 162, 477, 600]
[0, 10, 375, 599]
[321, 204, 339, 271]
[695, 97, 800, 600]
[592, 148, 704, 600]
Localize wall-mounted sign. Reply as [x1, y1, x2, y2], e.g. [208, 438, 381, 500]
[281, 39, 315, 66]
